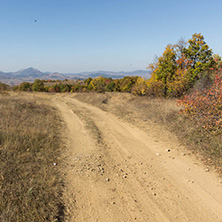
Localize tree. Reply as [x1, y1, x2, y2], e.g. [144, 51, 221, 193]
[18, 82, 32, 91]
[119, 76, 138, 92]
[213, 54, 222, 70]
[32, 79, 45, 92]
[84, 77, 92, 86]
[147, 34, 217, 97]
[113, 79, 121, 92]
[174, 38, 186, 60]
[183, 33, 215, 86]
[59, 83, 71, 92]
[148, 44, 177, 97]
[131, 77, 148, 96]
[106, 80, 116, 92]
[88, 76, 106, 92]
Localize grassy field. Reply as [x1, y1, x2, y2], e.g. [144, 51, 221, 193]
[0, 93, 64, 221]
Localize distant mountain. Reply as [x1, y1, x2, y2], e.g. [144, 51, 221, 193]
[0, 71, 13, 79]
[15, 67, 43, 78]
[0, 67, 151, 85]
[41, 72, 69, 80]
[66, 70, 151, 79]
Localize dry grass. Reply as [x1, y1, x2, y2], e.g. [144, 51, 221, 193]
[0, 94, 64, 221]
[75, 92, 222, 173]
[74, 93, 179, 127]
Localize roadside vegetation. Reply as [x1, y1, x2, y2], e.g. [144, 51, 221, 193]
[0, 94, 64, 221]
[5, 33, 222, 171]
[0, 32, 221, 219]
[0, 31, 222, 222]
[73, 33, 222, 172]
[75, 92, 222, 173]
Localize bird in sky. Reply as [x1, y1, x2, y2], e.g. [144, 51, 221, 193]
[35, 19, 37, 22]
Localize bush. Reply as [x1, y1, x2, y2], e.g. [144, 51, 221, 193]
[131, 77, 148, 96]
[119, 76, 138, 92]
[32, 79, 45, 92]
[59, 84, 71, 92]
[106, 81, 116, 92]
[18, 82, 32, 91]
[179, 71, 222, 135]
[89, 76, 106, 93]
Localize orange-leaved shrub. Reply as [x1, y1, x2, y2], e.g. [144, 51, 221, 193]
[178, 70, 222, 135]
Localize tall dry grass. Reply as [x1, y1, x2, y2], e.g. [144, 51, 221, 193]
[0, 94, 64, 221]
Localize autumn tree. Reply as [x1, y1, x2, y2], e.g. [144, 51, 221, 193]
[106, 80, 116, 92]
[88, 76, 106, 92]
[168, 39, 189, 96]
[131, 77, 148, 96]
[113, 79, 121, 92]
[52, 84, 61, 92]
[174, 38, 186, 60]
[179, 71, 222, 135]
[147, 33, 217, 97]
[119, 76, 138, 92]
[84, 77, 92, 86]
[148, 44, 177, 97]
[59, 83, 71, 92]
[213, 54, 222, 70]
[183, 33, 215, 87]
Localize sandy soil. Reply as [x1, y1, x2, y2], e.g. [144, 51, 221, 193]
[52, 94, 222, 222]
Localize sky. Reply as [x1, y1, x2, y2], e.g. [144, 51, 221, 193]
[0, 0, 222, 73]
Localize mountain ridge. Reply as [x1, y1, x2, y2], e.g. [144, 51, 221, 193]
[0, 67, 151, 85]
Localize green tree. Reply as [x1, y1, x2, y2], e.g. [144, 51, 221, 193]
[53, 84, 61, 92]
[32, 79, 45, 92]
[59, 83, 71, 92]
[113, 79, 121, 92]
[106, 80, 115, 92]
[18, 82, 32, 91]
[149, 44, 177, 97]
[183, 33, 215, 86]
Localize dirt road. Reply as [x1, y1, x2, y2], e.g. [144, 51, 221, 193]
[53, 95, 222, 222]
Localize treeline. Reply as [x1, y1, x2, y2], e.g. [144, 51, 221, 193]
[6, 33, 222, 155]
[14, 76, 149, 95]
[15, 33, 221, 99]
[147, 33, 221, 97]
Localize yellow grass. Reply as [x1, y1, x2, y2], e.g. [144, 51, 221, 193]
[0, 93, 64, 221]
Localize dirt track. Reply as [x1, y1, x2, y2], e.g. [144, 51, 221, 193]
[53, 95, 222, 222]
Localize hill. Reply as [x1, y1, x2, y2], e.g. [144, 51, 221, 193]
[0, 67, 151, 85]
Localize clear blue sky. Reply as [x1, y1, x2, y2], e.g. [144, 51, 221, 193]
[0, 0, 222, 73]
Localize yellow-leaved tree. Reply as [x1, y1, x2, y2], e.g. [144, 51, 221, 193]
[147, 44, 177, 97]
